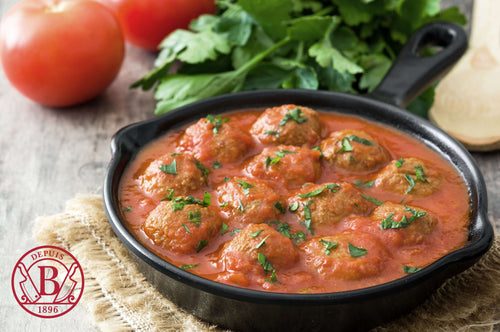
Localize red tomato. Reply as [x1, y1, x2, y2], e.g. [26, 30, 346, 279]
[0, 0, 125, 107]
[99, 0, 216, 51]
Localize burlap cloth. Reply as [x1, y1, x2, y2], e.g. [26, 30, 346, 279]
[33, 194, 500, 331]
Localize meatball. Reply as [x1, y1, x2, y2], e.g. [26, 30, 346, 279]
[250, 104, 322, 146]
[216, 177, 284, 225]
[374, 157, 441, 197]
[245, 145, 321, 188]
[288, 182, 372, 229]
[370, 202, 437, 246]
[142, 200, 222, 254]
[137, 153, 205, 197]
[320, 129, 389, 172]
[302, 231, 389, 280]
[220, 223, 299, 274]
[179, 115, 254, 163]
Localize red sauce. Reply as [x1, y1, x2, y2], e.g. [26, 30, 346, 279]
[119, 107, 470, 293]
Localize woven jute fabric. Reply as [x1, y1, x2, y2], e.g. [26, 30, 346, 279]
[33, 194, 499, 332]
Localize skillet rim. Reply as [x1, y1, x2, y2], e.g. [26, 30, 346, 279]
[103, 89, 494, 305]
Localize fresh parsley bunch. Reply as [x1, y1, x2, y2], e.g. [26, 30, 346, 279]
[133, 0, 465, 116]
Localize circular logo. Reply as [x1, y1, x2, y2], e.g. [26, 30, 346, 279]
[11, 245, 84, 318]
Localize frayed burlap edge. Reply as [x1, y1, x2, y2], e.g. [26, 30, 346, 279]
[33, 194, 499, 332]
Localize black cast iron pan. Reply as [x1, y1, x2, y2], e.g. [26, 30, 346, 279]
[103, 22, 494, 331]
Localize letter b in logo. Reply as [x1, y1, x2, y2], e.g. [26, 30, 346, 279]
[38, 266, 60, 296]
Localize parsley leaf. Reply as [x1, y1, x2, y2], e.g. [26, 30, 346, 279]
[403, 265, 423, 273]
[348, 243, 367, 257]
[347, 134, 373, 146]
[319, 239, 338, 255]
[159, 160, 177, 174]
[197, 240, 208, 252]
[206, 114, 230, 134]
[405, 174, 416, 193]
[279, 107, 308, 126]
[395, 158, 405, 168]
[353, 179, 375, 188]
[180, 264, 200, 269]
[360, 193, 385, 206]
[221, 222, 228, 235]
[257, 253, 274, 275]
[213, 161, 222, 169]
[414, 165, 428, 182]
[236, 179, 255, 195]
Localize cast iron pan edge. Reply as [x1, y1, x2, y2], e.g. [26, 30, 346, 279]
[103, 22, 494, 331]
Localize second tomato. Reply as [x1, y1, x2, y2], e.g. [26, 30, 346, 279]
[100, 0, 216, 51]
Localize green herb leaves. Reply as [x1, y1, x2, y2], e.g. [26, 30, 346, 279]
[348, 243, 367, 257]
[279, 107, 308, 126]
[265, 149, 298, 167]
[206, 114, 229, 134]
[134, 0, 465, 117]
[162, 190, 211, 211]
[319, 239, 338, 255]
[380, 206, 426, 230]
[159, 160, 177, 174]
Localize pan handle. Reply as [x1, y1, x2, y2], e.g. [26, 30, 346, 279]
[368, 21, 468, 108]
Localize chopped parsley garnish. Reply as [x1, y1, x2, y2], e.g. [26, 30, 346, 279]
[163, 191, 211, 211]
[205, 114, 229, 134]
[180, 264, 200, 269]
[301, 200, 314, 235]
[255, 235, 271, 249]
[353, 179, 375, 188]
[212, 161, 222, 169]
[265, 269, 280, 285]
[188, 210, 202, 226]
[404, 174, 416, 193]
[298, 184, 339, 198]
[196, 240, 208, 252]
[289, 201, 299, 212]
[170, 152, 184, 157]
[229, 228, 242, 236]
[319, 239, 338, 255]
[360, 193, 385, 206]
[338, 137, 353, 153]
[347, 134, 373, 146]
[348, 243, 367, 257]
[159, 160, 177, 174]
[221, 222, 228, 235]
[195, 159, 210, 182]
[237, 198, 245, 212]
[265, 149, 298, 167]
[250, 229, 264, 237]
[279, 107, 308, 126]
[257, 253, 273, 273]
[414, 165, 428, 182]
[403, 265, 423, 273]
[395, 158, 405, 167]
[274, 202, 286, 214]
[312, 146, 323, 158]
[219, 202, 229, 207]
[264, 130, 280, 137]
[224, 177, 231, 182]
[236, 180, 255, 195]
[123, 206, 132, 212]
[267, 221, 306, 244]
[181, 223, 191, 234]
[380, 206, 426, 230]
[350, 156, 355, 163]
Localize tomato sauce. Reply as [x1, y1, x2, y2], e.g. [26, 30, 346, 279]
[118, 107, 470, 293]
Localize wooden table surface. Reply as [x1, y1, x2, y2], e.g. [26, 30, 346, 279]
[0, 0, 497, 331]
